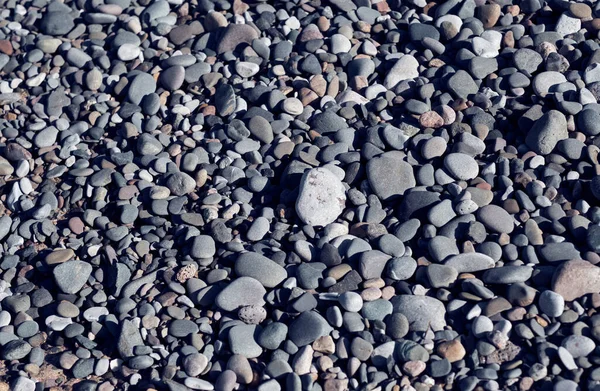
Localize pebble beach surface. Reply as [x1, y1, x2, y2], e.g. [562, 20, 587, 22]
[1, 0, 600, 390]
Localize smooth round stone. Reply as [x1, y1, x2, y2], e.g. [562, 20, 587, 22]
[184, 378, 214, 390]
[57, 301, 80, 318]
[165, 172, 196, 196]
[246, 217, 270, 241]
[367, 154, 415, 201]
[45, 316, 73, 331]
[444, 153, 479, 180]
[427, 264, 458, 288]
[12, 376, 35, 391]
[525, 110, 568, 155]
[377, 234, 405, 257]
[472, 316, 493, 337]
[514, 48, 543, 74]
[117, 44, 141, 61]
[477, 205, 514, 234]
[258, 322, 288, 350]
[217, 24, 259, 54]
[339, 292, 363, 312]
[215, 277, 267, 312]
[384, 55, 419, 89]
[282, 98, 304, 115]
[395, 340, 430, 362]
[447, 70, 479, 98]
[238, 305, 267, 324]
[129, 355, 153, 369]
[16, 321, 39, 338]
[41, 12, 75, 35]
[361, 299, 393, 321]
[288, 311, 333, 346]
[169, 319, 199, 337]
[386, 313, 409, 339]
[228, 324, 263, 358]
[570, 3, 592, 18]
[183, 353, 208, 376]
[331, 34, 351, 54]
[295, 168, 346, 226]
[538, 290, 565, 317]
[85, 68, 103, 90]
[53, 261, 93, 294]
[160, 65, 185, 91]
[482, 266, 533, 284]
[234, 252, 287, 288]
[532, 72, 567, 97]
[561, 335, 596, 358]
[127, 72, 157, 105]
[421, 136, 447, 159]
[444, 253, 495, 273]
[235, 62, 260, 78]
[386, 256, 417, 280]
[248, 116, 273, 144]
[2, 339, 31, 360]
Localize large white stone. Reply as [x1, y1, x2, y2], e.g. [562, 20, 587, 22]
[383, 54, 419, 89]
[296, 167, 346, 226]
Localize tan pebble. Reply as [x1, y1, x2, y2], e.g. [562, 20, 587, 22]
[437, 339, 466, 362]
[361, 287, 382, 301]
[327, 264, 351, 280]
[317, 16, 330, 31]
[479, 4, 501, 28]
[507, 5, 520, 16]
[0, 40, 13, 55]
[45, 249, 75, 265]
[317, 356, 333, 371]
[570, 3, 592, 19]
[503, 30, 515, 48]
[313, 335, 335, 354]
[362, 278, 385, 289]
[519, 377, 534, 391]
[299, 88, 319, 105]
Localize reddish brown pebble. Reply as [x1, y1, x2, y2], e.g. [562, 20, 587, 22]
[68, 217, 85, 235]
[419, 111, 444, 128]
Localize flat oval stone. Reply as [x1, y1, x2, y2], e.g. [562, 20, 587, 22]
[477, 205, 514, 233]
[215, 277, 266, 312]
[444, 253, 495, 273]
[234, 252, 287, 288]
[444, 153, 479, 180]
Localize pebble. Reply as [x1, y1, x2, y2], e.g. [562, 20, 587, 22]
[552, 260, 600, 301]
[525, 110, 568, 155]
[234, 252, 286, 288]
[444, 153, 479, 180]
[384, 55, 419, 89]
[367, 153, 415, 201]
[539, 290, 565, 317]
[215, 277, 266, 312]
[295, 168, 346, 226]
[391, 295, 446, 331]
[53, 261, 92, 294]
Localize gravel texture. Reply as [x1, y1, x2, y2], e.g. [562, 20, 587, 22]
[2, 0, 600, 390]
